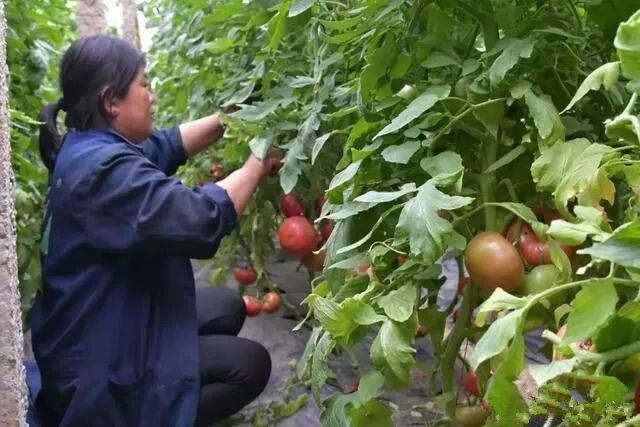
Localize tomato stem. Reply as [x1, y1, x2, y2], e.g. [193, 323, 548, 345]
[441, 281, 478, 420]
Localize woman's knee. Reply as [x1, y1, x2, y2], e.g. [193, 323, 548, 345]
[238, 341, 271, 395]
[196, 286, 246, 335]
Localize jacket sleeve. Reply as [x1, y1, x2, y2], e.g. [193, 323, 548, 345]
[140, 126, 188, 176]
[72, 146, 237, 259]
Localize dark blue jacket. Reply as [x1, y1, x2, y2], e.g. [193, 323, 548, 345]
[30, 127, 237, 426]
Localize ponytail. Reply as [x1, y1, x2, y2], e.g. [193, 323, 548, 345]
[38, 99, 64, 172]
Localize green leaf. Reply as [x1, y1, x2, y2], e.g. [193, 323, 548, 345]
[484, 145, 527, 173]
[311, 132, 334, 165]
[547, 209, 610, 246]
[580, 220, 640, 269]
[289, 75, 318, 88]
[477, 288, 528, 314]
[486, 202, 539, 225]
[562, 278, 617, 344]
[420, 151, 464, 192]
[268, 1, 289, 50]
[529, 358, 578, 387]
[320, 371, 387, 427]
[249, 133, 273, 159]
[297, 326, 322, 379]
[280, 140, 305, 193]
[203, 38, 234, 54]
[562, 62, 621, 112]
[311, 332, 334, 403]
[421, 51, 461, 68]
[487, 335, 527, 426]
[350, 399, 393, 427]
[469, 309, 524, 371]
[374, 85, 450, 139]
[327, 252, 369, 270]
[288, 0, 315, 17]
[615, 10, 640, 80]
[524, 89, 561, 140]
[324, 202, 376, 221]
[381, 140, 421, 164]
[353, 183, 417, 203]
[396, 181, 474, 264]
[594, 315, 640, 353]
[342, 298, 387, 325]
[370, 319, 416, 388]
[231, 99, 281, 121]
[531, 139, 616, 216]
[489, 38, 535, 85]
[377, 284, 417, 322]
[328, 161, 362, 191]
[590, 375, 629, 404]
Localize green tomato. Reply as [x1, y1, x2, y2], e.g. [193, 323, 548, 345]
[455, 406, 490, 427]
[521, 265, 567, 306]
[611, 353, 640, 383]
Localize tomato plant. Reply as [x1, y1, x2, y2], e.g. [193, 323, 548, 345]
[145, 0, 640, 424]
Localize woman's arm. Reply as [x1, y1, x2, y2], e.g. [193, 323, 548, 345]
[178, 114, 226, 157]
[215, 150, 282, 217]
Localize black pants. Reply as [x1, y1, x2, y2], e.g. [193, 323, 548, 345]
[195, 286, 271, 427]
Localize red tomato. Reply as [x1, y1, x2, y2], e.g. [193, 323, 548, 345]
[243, 295, 262, 317]
[319, 221, 333, 243]
[356, 263, 370, 274]
[261, 292, 281, 313]
[397, 255, 407, 266]
[278, 217, 319, 257]
[463, 372, 481, 397]
[233, 267, 257, 285]
[280, 193, 305, 217]
[210, 163, 224, 180]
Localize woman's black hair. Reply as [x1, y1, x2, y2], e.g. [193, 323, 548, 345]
[38, 35, 146, 171]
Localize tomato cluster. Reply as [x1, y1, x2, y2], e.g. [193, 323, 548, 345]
[277, 192, 331, 272]
[242, 292, 281, 317]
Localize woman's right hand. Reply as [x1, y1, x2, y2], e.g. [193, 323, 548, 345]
[244, 149, 282, 179]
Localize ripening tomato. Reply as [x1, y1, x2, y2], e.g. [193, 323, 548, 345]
[280, 193, 305, 217]
[233, 266, 257, 285]
[243, 296, 262, 317]
[261, 292, 281, 313]
[464, 232, 524, 293]
[319, 221, 333, 243]
[455, 405, 490, 427]
[301, 250, 326, 272]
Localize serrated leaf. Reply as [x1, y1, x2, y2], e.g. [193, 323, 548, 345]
[531, 139, 616, 216]
[477, 288, 528, 314]
[280, 140, 305, 193]
[377, 284, 417, 322]
[312, 297, 356, 339]
[529, 358, 578, 387]
[562, 278, 617, 344]
[381, 140, 421, 164]
[249, 133, 273, 159]
[396, 181, 474, 264]
[420, 151, 464, 191]
[489, 38, 534, 85]
[311, 332, 334, 403]
[524, 89, 561, 140]
[562, 62, 620, 112]
[580, 220, 640, 268]
[469, 309, 524, 371]
[320, 371, 386, 427]
[374, 85, 450, 139]
[371, 319, 416, 388]
[486, 335, 527, 426]
[353, 183, 417, 203]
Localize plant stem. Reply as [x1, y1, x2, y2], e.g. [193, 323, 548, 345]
[624, 93, 638, 115]
[575, 338, 640, 365]
[480, 135, 498, 231]
[441, 283, 478, 420]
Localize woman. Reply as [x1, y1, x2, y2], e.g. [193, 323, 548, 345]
[31, 35, 280, 427]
